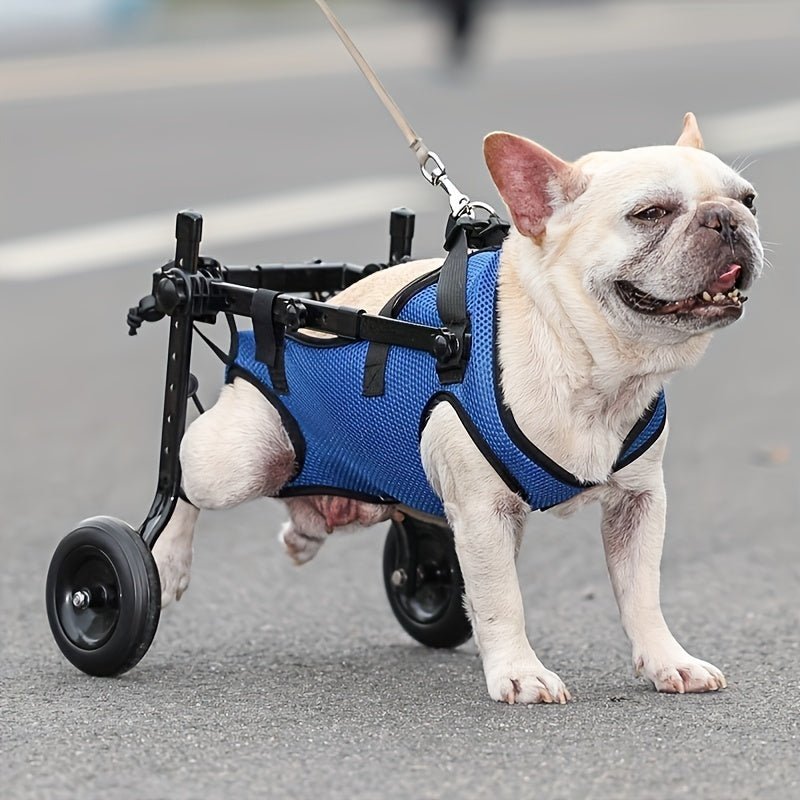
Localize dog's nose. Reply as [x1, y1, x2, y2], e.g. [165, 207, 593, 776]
[698, 203, 738, 247]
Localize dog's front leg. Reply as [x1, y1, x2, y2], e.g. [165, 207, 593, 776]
[422, 404, 570, 705]
[601, 448, 727, 694]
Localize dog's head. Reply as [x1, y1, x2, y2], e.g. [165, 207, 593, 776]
[484, 114, 763, 346]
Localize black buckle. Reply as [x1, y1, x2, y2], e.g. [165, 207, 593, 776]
[434, 328, 471, 384]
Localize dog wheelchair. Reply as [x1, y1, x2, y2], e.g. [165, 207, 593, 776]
[45, 204, 510, 677]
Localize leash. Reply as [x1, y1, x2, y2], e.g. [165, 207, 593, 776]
[314, 0, 495, 222]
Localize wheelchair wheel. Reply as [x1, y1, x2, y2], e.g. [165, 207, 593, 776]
[382, 516, 472, 649]
[46, 516, 161, 677]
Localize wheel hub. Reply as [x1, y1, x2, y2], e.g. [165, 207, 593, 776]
[71, 589, 91, 610]
[54, 546, 120, 650]
[389, 535, 455, 624]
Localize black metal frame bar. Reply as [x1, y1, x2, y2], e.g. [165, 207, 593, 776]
[139, 212, 202, 546]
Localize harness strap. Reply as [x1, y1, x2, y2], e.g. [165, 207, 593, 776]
[435, 220, 471, 384]
[192, 312, 238, 366]
[362, 341, 391, 397]
[612, 391, 667, 472]
[252, 289, 289, 394]
[362, 289, 397, 397]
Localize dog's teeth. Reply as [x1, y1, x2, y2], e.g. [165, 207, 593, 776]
[731, 288, 740, 297]
[702, 291, 712, 302]
[713, 293, 725, 302]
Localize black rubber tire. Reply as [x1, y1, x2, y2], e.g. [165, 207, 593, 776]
[383, 517, 472, 649]
[45, 516, 161, 677]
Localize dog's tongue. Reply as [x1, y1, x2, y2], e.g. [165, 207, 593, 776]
[707, 264, 741, 294]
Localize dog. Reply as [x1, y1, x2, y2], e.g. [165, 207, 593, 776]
[153, 113, 763, 704]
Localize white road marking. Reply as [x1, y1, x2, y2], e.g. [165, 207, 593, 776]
[704, 99, 800, 156]
[0, 177, 432, 281]
[0, 3, 796, 104]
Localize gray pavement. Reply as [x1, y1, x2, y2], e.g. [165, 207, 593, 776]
[1, 2, 798, 798]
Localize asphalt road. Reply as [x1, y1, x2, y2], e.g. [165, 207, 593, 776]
[1, 2, 798, 798]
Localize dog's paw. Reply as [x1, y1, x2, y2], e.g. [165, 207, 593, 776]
[635, 650, 727, 694]
[485, 658, 571, 705]
[153, 538, 192, 608]
[279, 522, 326, 565]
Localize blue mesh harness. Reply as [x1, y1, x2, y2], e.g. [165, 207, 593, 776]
[228, 249, 666, 518]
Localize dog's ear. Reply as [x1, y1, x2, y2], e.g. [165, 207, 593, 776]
[483, 132, 586, 240]
[676, 112, 704, 149]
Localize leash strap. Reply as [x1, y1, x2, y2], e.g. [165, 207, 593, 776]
[314, 0, 428, 165]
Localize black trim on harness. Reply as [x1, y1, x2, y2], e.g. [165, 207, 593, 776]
[419, 392, 527, 504]
[490, 292, 591, 490]
[612, 400, 667, 472]
[615, 395, 660, 460]
[277, 484, 398, 505]
[490, 282, 666, 486]
[226, 366, 306, 478]
[420, 387, 665, 513]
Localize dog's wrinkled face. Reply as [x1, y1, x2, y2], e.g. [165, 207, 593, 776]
[575, 145, 762, 338]
[484, 114, 764, 345]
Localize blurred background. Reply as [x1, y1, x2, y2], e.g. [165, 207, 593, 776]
[1, 1, 798, 798]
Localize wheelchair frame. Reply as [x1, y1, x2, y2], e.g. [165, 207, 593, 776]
[45, 205, 510, 676]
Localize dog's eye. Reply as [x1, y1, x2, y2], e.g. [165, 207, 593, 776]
[742, 193, 757, 215]
[632, 206, 669, 222]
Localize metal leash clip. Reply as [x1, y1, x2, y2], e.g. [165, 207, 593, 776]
[419, 151, 472, 219]
[420, 151, 501, 222]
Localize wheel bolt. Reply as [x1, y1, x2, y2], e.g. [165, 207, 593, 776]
[391, 568, 407, 588]
[72, 590, 90, 610]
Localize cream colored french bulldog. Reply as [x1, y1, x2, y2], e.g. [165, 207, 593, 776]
[154, 113, 763, 704]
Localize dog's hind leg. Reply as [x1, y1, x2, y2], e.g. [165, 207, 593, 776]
[279, 498, 329, 565]
[180, 378, 296, 509]
[154, 377, 296, 605]
[279, 496, 396, 565]
[153, 499, 199, 607]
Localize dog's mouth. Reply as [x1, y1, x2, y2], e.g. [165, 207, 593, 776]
[615, 263, 747, 320]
